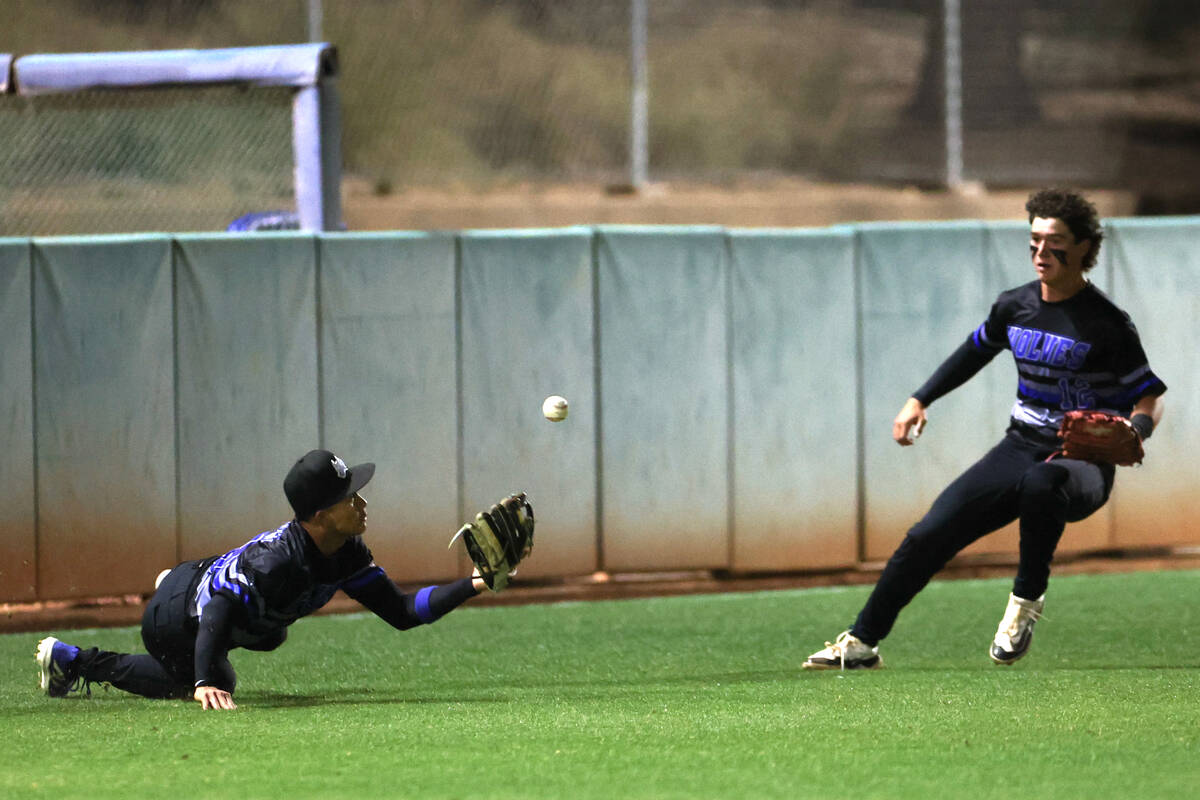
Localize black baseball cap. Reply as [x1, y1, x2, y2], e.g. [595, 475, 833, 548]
[284, 449, 375, 521]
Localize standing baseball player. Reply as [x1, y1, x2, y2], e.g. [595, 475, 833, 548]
[804, 188, 1166, 669]
[36, 449, 533, 709]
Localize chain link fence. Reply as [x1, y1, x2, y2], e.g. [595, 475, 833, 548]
[3, 0, 1200, 235]
[0, 87, 296, 236]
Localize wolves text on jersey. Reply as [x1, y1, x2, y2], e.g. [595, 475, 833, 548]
[1006, 324, 1091, 370]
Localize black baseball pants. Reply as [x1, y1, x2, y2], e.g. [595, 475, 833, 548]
[850, 426, 1115, 646]
[77, 559, 235, 698]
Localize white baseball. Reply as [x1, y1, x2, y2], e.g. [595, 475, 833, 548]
[542, 395, 569, 422]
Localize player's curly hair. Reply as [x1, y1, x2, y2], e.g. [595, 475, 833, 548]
[1025, 188, 1104, 272]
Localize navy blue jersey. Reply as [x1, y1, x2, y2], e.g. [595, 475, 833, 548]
[190, 520, 383, 648]
[969, 281, 1165, 435]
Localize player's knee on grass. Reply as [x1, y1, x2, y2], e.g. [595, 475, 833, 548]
[240, 628, 287, 652]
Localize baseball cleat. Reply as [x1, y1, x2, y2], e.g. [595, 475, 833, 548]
[990, 593, 1044, 665]
[803, 630, 882, 670]
[37, 636, 85, 697]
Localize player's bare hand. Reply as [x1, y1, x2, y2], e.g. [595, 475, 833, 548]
[194, 685, 237, 710]
[893, 397, 927, 446]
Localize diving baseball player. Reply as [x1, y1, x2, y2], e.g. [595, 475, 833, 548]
[37, 449, 533, 709]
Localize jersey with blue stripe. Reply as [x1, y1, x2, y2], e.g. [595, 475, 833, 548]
[969, 280, 1165, 439]
[190, 520, 385, 647]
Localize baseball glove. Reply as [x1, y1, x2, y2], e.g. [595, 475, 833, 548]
[450, 493, 535, 592]
[1058, 410, 1144, 466]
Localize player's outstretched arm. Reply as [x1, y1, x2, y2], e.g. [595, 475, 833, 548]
[893, 397, 928, 446]
[348, 570, 481, 630]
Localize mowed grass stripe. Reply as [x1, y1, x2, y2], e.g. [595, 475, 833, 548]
[2, 569, 1197, 799]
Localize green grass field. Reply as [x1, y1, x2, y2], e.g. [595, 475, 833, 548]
[3, 570, 1197, 799]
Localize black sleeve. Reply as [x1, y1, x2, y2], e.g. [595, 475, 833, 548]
[911, 337, 998, 407]
[194, 592, 237, 688]
[348, 575, 480, 631]
[1111, 316, 1167, 403]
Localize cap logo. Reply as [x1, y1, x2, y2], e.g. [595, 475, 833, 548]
[331, 456, 348, 479]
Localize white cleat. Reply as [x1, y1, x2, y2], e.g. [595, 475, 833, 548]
[990, 593, 1045, 665]
[37, 636, 84, 697]
[803, 630, 882, 670]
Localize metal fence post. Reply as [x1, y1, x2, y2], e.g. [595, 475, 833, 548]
[630, 0, 648, 189]
[943, 0, 964, 189]
[307, 0, 323, 43]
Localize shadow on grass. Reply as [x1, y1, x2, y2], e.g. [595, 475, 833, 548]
[17, 661, 1198, 714]
[811, 661, 1200, 673]
[245, 661, 1200, 707]
[238, 689, 511, 708]
[237, 670, 797, 707]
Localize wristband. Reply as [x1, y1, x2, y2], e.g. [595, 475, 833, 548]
[414, 586, 436, 624]
[1130, 413, 1153, 441]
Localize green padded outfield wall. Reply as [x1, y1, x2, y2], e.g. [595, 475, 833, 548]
[857, 223, 1015, 563]
[174, 235, 320, 563]
[1108, 219, 1200, 547]
[0, 240, 35, 601]
[1, 221, 1196, 603]
[32, 236, 177, 598]
[595, 227, 730, 572]
[727, 229, 858, 571]
[459, 228, 599, 580]
[317, 233, 461, 583]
